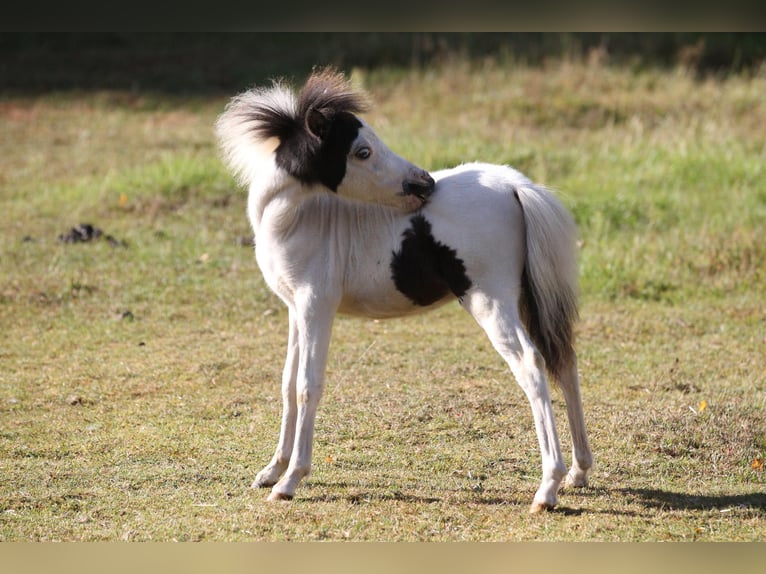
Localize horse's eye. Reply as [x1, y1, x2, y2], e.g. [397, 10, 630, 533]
[355, 147, 372, 160]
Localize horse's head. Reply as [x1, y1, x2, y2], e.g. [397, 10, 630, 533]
[295, 73, 434, 210]
[216, 67, 434, 212]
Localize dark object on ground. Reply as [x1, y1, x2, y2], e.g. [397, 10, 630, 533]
[58, 223, 127, 247]
[59, 223, 102, 243]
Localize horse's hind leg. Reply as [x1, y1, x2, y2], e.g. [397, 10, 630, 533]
[465, 292, 567, 513]
[252, 308, 299, 489]
[553, 359, 593, 488]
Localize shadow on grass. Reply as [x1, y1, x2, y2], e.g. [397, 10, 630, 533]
[557, 486, 766, 516]
[621, 488, 766, 512]
[266, 480, 766, 515]
[301, 491, 442, 505]
[301, 483, 596, 512]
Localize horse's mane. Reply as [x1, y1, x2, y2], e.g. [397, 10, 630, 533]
[297, 67, 370, 125]
[216, 67, 369, 187]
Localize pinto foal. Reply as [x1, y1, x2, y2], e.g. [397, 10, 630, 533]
[216, 69, 592, 513]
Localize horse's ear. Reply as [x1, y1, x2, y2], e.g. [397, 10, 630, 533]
[307, 107, 332, 140]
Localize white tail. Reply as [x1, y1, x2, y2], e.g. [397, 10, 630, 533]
[514, 184, 579, 378]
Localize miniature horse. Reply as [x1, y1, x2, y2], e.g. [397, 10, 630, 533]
[215, 68, 592, 513]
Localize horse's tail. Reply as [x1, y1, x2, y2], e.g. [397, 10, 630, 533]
[513, 183, 579, 378]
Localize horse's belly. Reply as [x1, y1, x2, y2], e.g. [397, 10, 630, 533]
[338, 274, 452, 319]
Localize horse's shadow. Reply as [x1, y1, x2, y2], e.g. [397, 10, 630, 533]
[301, 490, 441, 505]
[285, 480, 766, 516]
[619, 488, 766, 512]
[554, 486, 766, 516]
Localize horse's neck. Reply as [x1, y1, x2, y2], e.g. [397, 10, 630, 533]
[255, 186, 405, 274]
[254, 177, 400, 235]
[248, 174, 304, 237]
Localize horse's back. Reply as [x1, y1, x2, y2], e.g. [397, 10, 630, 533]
[427, 162, 528, 228]
[432, 162, 533, 193]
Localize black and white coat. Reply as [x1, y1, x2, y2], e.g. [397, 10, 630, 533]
[216, 69, 592, 513]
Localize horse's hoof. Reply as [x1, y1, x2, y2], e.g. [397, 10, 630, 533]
[529, 501, 555, 514]
[563, 471, 589, 489]
[267, 491, 294, 502]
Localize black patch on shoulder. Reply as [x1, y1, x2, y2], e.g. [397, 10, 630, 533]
[390, 215, 472, 306]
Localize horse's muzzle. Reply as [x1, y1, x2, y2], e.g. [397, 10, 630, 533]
[401, 170, 436, 205]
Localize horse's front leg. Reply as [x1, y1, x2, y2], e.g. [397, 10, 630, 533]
[267, 295, 336, 501]
[252, 307, 299, 488]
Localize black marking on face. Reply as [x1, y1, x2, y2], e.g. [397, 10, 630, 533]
[273, 111, 362, 192]
[390, 215, 472, 306]
[243, 68, 369, 192]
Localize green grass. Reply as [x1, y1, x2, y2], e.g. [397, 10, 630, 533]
[1, 58, 765, 541]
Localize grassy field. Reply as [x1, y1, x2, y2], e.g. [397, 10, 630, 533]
[1, 55, 765, 541]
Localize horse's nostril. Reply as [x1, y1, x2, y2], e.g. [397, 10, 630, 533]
[402, 180, 433, 198]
